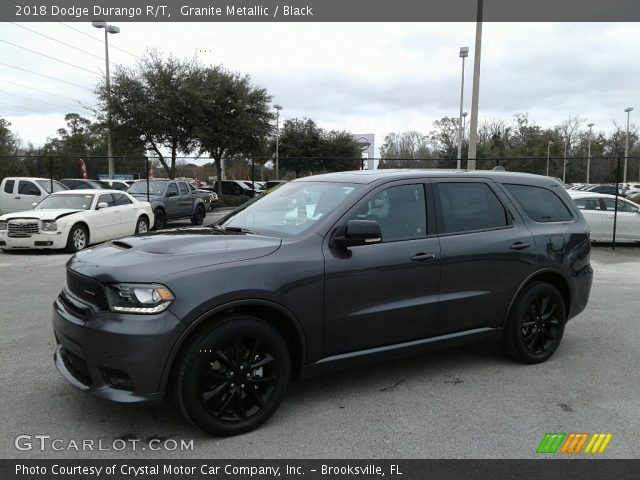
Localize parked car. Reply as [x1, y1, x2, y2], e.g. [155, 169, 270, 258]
[0, 189, 153, 252]
[53, 170, 592, 436]
[264, 180, 288, 190]
[127, 180, 206, 230]
[0, 177, 67, 215]
[189, 184, 219, 212]
[99, 179, 132, 191]
[569, 191, 640, 242]
[213, 180, 256, 197]
[584, 184, 620, 196]
[60, 179, 106, 190]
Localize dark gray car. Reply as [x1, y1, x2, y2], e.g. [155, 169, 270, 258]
[127, 180, 206, 229]
[52, 170, 593, 436]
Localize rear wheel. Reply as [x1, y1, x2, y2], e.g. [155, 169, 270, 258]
[501, 282, 566, 364]
[153, 209, 166, 230]
[191, 205, 205, 225]
[173, 314, 290, 436]
[66, 224, 88, 253]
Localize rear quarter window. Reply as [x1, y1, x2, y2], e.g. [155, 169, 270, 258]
[504, 184, 573, 222]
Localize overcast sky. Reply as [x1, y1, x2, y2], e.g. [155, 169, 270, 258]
[1, 22, 639, 156]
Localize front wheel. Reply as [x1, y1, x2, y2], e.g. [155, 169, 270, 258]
[191, 205, 205, 225]
[66, 224, 88, 253]
[135, 216, 149, 234]
[173, 314, 290, 436]
[153, 209, 166, 230]
[501, 281, 566, 364]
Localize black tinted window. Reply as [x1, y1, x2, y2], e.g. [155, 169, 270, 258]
[4, 179, 14, 194]
[351, 184, 426, 242]
[505, 184, 572, 222]
[113, 193, 132, 206]
[435, 182, 509, 234]
[18, 181, 40, 196]
[167, 183, 178, 196]
[97, 194, 116, 207]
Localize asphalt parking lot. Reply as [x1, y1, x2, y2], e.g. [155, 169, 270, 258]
[1, 241, 638, 459]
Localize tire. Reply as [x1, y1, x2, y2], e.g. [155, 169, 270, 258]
[501, 281, 566, 364]
[153, 208, 166, 230]
[173, 314, 291, 436]
[135, 216, 149, 234]
[66, 224, 89, 253]
[191, 205, 205, 225]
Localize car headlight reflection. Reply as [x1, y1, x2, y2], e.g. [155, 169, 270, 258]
[110, 284, 175, 314]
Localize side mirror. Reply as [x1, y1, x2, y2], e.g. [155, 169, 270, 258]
[332, 220, 382, 249]
[97, 202, 109, 210]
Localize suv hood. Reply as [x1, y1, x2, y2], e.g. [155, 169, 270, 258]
[67, 228, 282, 283]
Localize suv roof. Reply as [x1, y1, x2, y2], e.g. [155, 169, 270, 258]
[296, 169, 561, 186]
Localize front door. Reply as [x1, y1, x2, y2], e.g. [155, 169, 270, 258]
[324, 181, 441, 356]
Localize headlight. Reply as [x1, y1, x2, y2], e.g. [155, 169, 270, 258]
[41, 220, 57, 232]
[109, 284, 175, 314]
[0, 220, 6, 231]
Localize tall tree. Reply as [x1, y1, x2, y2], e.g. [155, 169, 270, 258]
[97, 50, 202, 178]
[0, 118, 28, 179]
[194, 67, 274, 195]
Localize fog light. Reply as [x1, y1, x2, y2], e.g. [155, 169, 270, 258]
[101, 368, 134, 391]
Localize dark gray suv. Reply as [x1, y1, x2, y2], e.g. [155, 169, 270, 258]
[52, 170, 593, 436]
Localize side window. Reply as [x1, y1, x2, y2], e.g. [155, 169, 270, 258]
[350, 184, 426, 242]
[435, 182, 509, 234]
[113, 193, 132, 206]
[603, 198, 637, 213]
[178, 182, 189, 196]
[504, 184, 573, 222]
[4, 179, 15, 194]
[167, 183, 178, 197]
[574, 198, 601, 211]
[97, 194, 116, 208]
[18, 181, 41, 196]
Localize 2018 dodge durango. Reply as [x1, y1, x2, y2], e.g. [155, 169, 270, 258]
[52, 169, 593, 436]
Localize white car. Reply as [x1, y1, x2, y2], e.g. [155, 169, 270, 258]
[569, 191, 640, 242]
[0, 189, 154, 252]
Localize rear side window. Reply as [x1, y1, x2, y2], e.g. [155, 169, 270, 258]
[435, 182, 509, 234]
[113, 193, 132, 206]
[505, 184, 573, 222]
[4, 179, 15, 194]
[178, 182, 189, 196]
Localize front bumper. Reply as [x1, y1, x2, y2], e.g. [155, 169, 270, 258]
[52, 288, 185, 405]
[0, 230, 68, 249]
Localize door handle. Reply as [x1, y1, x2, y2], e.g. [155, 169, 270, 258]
[410, 253, 436, 262]
[14, 196, 21, 199]
[510, 242, 531, 250]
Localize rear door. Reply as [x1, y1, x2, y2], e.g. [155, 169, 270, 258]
[113, 193, 137, 236]
[573, 196, 612, 240]
[177, 182, 193, 216]
[433, 179, 536, 334]
[603, 197, 640, 241]
[324, 180, 442, 355]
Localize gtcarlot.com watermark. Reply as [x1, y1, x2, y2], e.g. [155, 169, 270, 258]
[14, 435, 194, 452]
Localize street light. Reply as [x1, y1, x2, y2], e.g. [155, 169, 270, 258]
[546, 140, 554, 176]
[563, 137, 569, 183]
[587, 123, 594, 184]
[93, 20, 120, 180]
[273, 104, 283, 179]
[456, 47, 469, 169]
[624, 107, 633, 183]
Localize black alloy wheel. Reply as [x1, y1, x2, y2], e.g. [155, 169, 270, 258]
[174, 314, 290, 436]
[191, 205, 205, 225]
[501, 281, 566, 364]
[154, 208, 166, 230]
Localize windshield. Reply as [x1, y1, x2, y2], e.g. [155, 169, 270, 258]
[222, 181, 360, 237]
[35, 193, 95, 210]
[127, 181, 166, 195]
[36, 180, 67, 193]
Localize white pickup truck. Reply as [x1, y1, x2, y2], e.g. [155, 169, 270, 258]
[0, 177, 68, 215]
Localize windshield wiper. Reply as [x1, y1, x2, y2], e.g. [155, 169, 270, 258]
[220, 225, 255, 234]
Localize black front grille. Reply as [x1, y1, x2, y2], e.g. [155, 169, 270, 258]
[8, 221, 39, 237]
[66, 269, 109, 311]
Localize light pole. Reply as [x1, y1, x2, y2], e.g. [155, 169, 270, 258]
[624, 107, 633, 183]
[93, 21, 120, 180]
[546, 140, 554, 176]
[274, 104, 283, 179]
[456, 47, 469, 169]
[563, 137, 569, 183]
[467, 0, 483, 170]
[587, 123, 594, 184]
